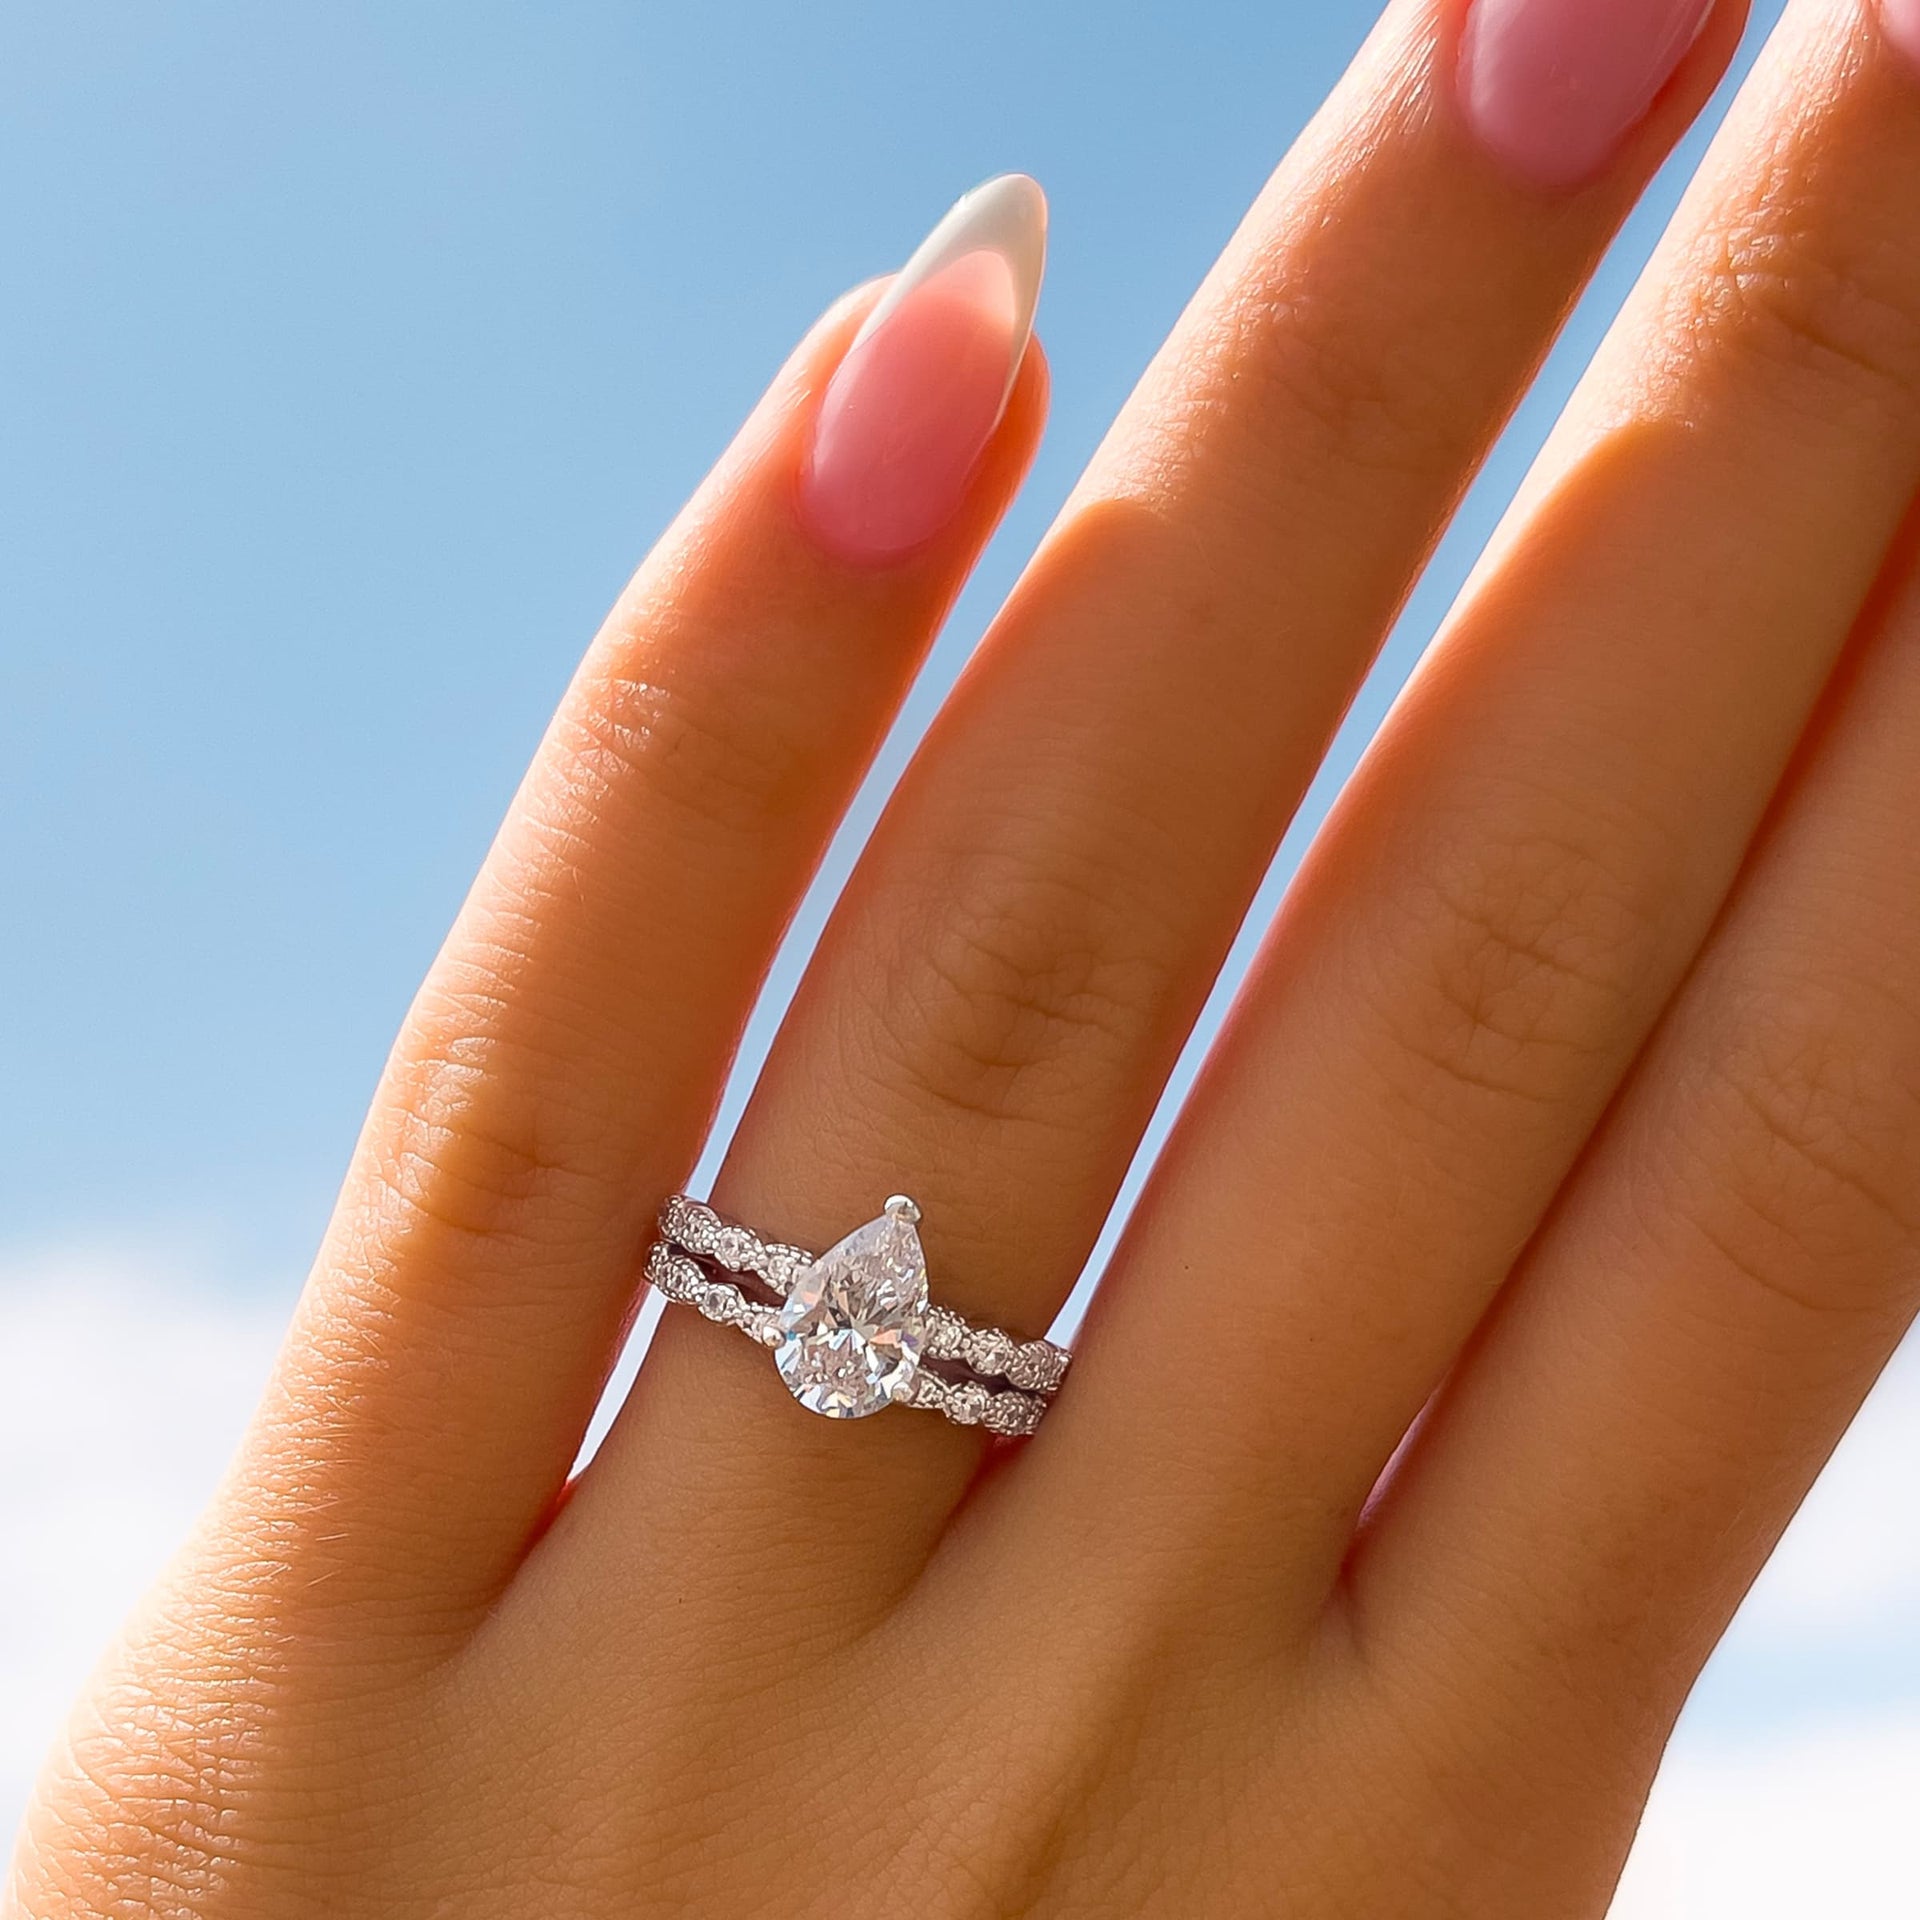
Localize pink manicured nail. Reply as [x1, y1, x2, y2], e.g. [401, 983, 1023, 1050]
[797, 175, 1046, 566]
[1457, 0, 1714, 190]
[1882, 0, 1920, 73]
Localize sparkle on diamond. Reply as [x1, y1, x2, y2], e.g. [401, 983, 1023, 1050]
[772, 1209, 929, 1418]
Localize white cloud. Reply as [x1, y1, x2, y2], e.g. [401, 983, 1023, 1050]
[1610, 1712, 1920, 1918]
[1727, 1332, 1920, 1642]
[1605, 1333, 1920, 1914]
[0, 1241, 287, 1830]
[0, 1243, 1915, 1911]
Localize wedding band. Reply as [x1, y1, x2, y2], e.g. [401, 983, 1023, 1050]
[647, 1194, 1070, 1437]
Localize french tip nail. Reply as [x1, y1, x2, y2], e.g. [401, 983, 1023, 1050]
[851, 172, 1049, 386]
[797, 175, 1048, 567]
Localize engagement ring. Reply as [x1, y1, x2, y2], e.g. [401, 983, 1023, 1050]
[648, 1194, 1070, 1436]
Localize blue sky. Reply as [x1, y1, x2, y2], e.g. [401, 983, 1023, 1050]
[13, 2, 1920, 1909]
[1, 0, 1773, 1265]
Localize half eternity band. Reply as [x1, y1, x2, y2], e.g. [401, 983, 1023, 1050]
[647, 1193, 1071, 1437]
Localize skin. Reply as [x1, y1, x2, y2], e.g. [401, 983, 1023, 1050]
[11, 0, 1920, 1912]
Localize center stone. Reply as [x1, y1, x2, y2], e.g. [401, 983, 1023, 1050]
[772, 1207, 930, 1418]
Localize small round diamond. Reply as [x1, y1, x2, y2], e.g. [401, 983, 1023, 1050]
[966, 1328, 1016, 1379]
[762, 1247, 807, 1292]
[945, 1382, 990, 1427]
[1008, 1344, 1066, 1393]
[985, 1393, 1039, 1436]
[713, 1225, 756, 1270]
[651, 1250, 702, 1303]
[924, 1305, 968, 1361]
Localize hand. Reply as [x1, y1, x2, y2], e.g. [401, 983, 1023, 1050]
[14, 0, 1920, 1913]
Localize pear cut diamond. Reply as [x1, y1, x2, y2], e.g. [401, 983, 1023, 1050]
[772, 1207, 930, 1418]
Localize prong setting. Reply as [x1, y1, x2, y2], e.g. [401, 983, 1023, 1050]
[651, 1194, 1065, 1438]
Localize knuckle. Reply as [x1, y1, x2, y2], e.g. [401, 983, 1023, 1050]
[862, 847, 1166, 1134]
[362, 972, 616, 1265]
[556, 658, 813, 851]
[1382, 794, 1665, 1115]
[1683, 975, 1920, 1319]
[1237, 287, 1465, 490]
[1679, 196, 1920, 420]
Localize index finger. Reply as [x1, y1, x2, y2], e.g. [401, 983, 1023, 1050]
[243, 182, 1052, 1610]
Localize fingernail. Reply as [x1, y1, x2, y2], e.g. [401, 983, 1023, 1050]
[1456, 0, 1714, 190]
[797, 174, 1046, 566]
[1882, 0, 1920, 74]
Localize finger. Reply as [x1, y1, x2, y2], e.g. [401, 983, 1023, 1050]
[567, 0, 1745, 1604]
[1006, 0, 1920, 1621]
[233, 182, 1051, 1606]
[1350, 518, 1920, 1883]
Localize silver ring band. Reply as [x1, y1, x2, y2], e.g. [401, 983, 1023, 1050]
[649, 1194, 1070, 1436]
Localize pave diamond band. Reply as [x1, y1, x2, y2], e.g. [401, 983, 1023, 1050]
[645, 1245, 1051, 1437]
[659, 1195, 1071, 1393]
[649, 1194, 1070, 1435]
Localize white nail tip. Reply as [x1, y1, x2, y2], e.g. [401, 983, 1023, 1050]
[849, 173, 1048, 409]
